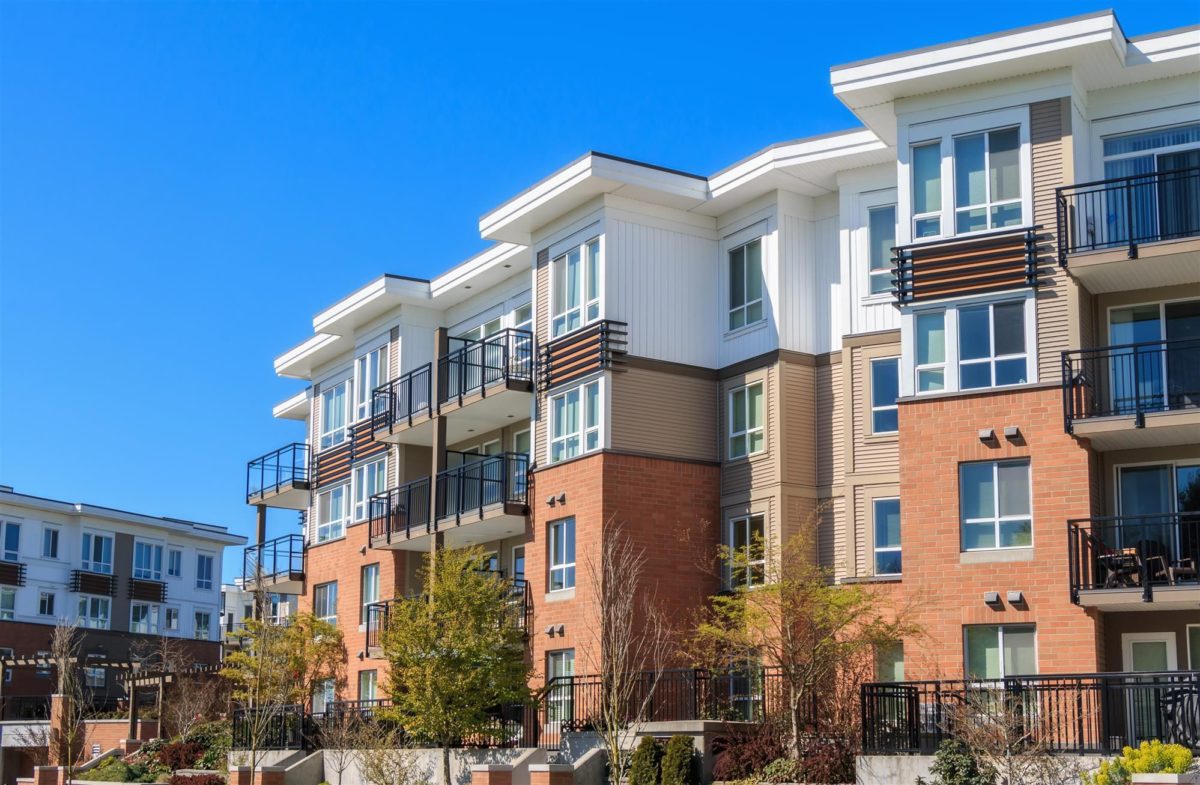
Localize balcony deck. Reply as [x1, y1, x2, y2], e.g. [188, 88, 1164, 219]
[369, 364, 434, 446]
[1068, 513, 1200, 610]
[435, 330, 534, 437]
[243, 533, 305, 594]
[434, 452, 529, 548]
[246, 443, 311, 509]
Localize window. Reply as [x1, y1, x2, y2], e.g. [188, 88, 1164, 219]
[84, 666, 106, 688]
[953, 128, 1022, 233]
[911, 142, 942, 238]
[876, 642, 905, 682]
[870, 359, 899, 434]
[545, 649, 575, 722]
[355, 346, 388, 421]
[958, 301, 1027, 389]
[726, 514, 766, 588]
[353, 458, 386, 522]
[35, 651, 50, 679]
[550, 380, 600, 463]
[552, 237, 600, 337]
[314, 582, 338, 623]
[134, 542, 164, 581]
[78, 596, 111, 629]
[961, 460, 1032, 551]
[359, 670, 377, 701]
[165, 607, 180, 632]
[915, 312, 946, 393]
[313, 679, 336, 714]
[167, 549, 182, 578]
[728, 383, 764, 459]
[196, 554, 214, 590]
[194, 611, 212, 640]
[549, 518, 575, 592]
[320, 380, 349, 449]
[728, 238, 764, 331]
[81, 532, 113, 574]
[318, 485, 349, 541]
[131, 603, 160, 635]
[0, 588, 14, 620]
[1, 521, 19, 561]
[965, 624, 1036, 679]
[1188, 625, 1200, 670]
[867, 205, 897, 295]
[42, 527, 59, 559]
[873, 499, 901, 576]
[360, 564, 379, 624]
[38, 591, 55, 617]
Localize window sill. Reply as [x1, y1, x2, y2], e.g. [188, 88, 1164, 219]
[841, 574, 902, 584]
[310, 535, 347, 549]
[863, 432, 898, 443]
[724, 450, 769, 467]
[960, 548, 1034, 565]
[861, 294, 893, 305]
[723, 320, 768, 342]
[544, 588, 575, 603]
[899, 380, 1056, 405]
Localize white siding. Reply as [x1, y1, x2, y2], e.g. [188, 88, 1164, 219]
[778, 195, 841, 355]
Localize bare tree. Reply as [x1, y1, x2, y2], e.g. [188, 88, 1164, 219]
[12, 724, 50, 767]
[315, 710, 357, 785]
[48, 621, 89, 778]
[132, 635, 224, 739]
[353, 721, 414, 785]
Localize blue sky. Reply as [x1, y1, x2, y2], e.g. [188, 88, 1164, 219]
[1, 0, 1195, 581]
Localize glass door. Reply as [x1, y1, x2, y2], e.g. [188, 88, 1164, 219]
[1157, 150, 1200, 241]
[1164, 300, 1200, 411]
[1109, 305, 1163, 415]
[1122, 633, 1178, 747]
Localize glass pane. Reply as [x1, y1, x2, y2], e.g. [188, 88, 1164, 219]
[966, 626, 1001, 679]
[914, 216, 941, 238]
[730, 247, 745, 308]
[745, 241, 762, 301]
[732, 520, 747, 551]
[1103, 123, 1200, 157]
[730, 434, 746, 458]
[962, 521, 995, 550]
[961, 463, 995, 519]
[961, 362, 991, 390]
[992, 302, 1024, 356]
[999, 519, 1032, 548]
[873, 409, 898, 433]
[959, 306, 991, 361]
[564, 520, 575, 564]
[997, 461, 1030, 516]
[729, 308, 745, 331]
[868, 206, 897, 273]
[587, 241, 600, 301]
[1110, 304, 1163, 345]
[954, 133, 986, 208]
[869, 271, 892, 296]
[956, 207, 988, 234]
[731, 389, 746, 432]
[874, 499, 901, 549]
[877, 643, 905, 682]
[917, 368, 944, 393]
[745, 301, 763, 324]
[585, 383, 599, 429]
[1189, 627, 1200, 669]
[871, 360, 899, 408]
[991, 203, 1022, 228]
[912, 143, 942, 214]
[1002, 626, 1037, 676]
[995, 358, 1026, 386]
[748, 384, 763, 429]
[989, 128, 1020, 202]
[1130, 641, 1170, 672]
[875, 551, 902, 576]
[566, 250, 581, 309]
[748, 431, 764, 454]
[916, 313, 945, 365]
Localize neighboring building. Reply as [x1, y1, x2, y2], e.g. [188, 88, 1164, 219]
[242, 9, 1200, 752]
[219, 579, 294, 646]
[0, 487, 246, 711]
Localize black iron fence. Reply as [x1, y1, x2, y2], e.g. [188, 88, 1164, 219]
[438, 329, 534, 406]
[1061, 338, 1200, 429]
[243, 534, 305, 585]
[232, 705, 315, 751]
[364, 578, 530, 652]
[1068, 513, 1200, 603]
[246, 443, 310, 502]
[436, 452, 529, 523]
[862, 671, 1200, 755]
[368, 477, 432, 545]
[371, 364, 433, 435]
[1055, 166, 1200, 262]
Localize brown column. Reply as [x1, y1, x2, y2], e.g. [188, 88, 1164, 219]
[47, 694, 69, 766]
[255, 504, 267, 545]
[127, 687, 139, 740]
[429, 327, 449, 582]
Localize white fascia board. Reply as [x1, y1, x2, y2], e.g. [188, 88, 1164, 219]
[430, 243, 527, 301]
[0, 492, 247, 545]
[312, 275, 430, 337]
[1126, 26, 1200, 67]
[272, 389, 309, 421]
[274, 332, 343, 380]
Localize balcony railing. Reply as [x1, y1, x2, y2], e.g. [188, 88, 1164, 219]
[435, 452, 529, 523]
[246, 443, 311, 502]
[368, 477, 432, 545]
[438, 328, 534, 407]
[1062, 338, 1200, 430]
[538, 319, 628, 391]
[232, 705, 315, 751]
[862, 672, 1200, 755]
[0, 559, 27, 587]
[1068, 513, 1199, 603]
[365, 577, 530, 652]
[1056, 166, 1200, 263]
[243, 534, 305, 585]
[370, 364, 433, 435]
[891, 227, 1045, 305]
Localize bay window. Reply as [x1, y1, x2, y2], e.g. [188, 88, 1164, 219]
[552, 238, 600, 337]
[728, 238, 764, 331]
[961, 459, 1032, 551]
[728, 382, 764, 459]
[958, 301, 1027, 389]
[954, 127, 1022, 233]
[318, 484, 348, 542]
[550, 380, 601, 463]
[320, 381, 349, 449]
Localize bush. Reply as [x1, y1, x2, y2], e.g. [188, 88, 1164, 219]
[187, 721, 233, 772]
[917, 739, 994, 785]
[1084, 741, 1195, 785]
[628, 736, 662, 785]
[661, 736, 697, 785]
[796, 735, 855, 785]
[758, 757, 800, 783]
[169, 776, 224, 785]
[158, 741, 206, 771]
[87, 759, 133, 782]
[712, 723, 787, 782]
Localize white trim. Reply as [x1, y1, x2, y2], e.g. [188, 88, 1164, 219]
[547, 376, 604, 465]
[1121, 632, 1178, 671]
[871, 497, 902, 577]
[727, 382, 766, 460]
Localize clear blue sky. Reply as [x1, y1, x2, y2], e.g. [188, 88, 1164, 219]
[1, 0, 1195, 581]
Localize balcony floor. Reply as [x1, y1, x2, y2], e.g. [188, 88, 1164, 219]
[1071, 409, 1200, 450]
[437, 502, 528, 549]
[1065, 236, 1200, 294]
[1079, 584, 1200, 611]
[247, 481, 311, 510]
[439, 381, 533, 443]
[371, 414, 435, 446]
[243, 572, 305, 596]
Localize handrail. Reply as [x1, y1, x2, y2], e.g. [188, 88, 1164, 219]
[435, 452, 529, 524]
[367, 477, 432, 545]
[1061, 337, 1200, 429]
[243, 534, 305, 584]
[1067, 512, 1199, 604]
[246, 443, 310, 501]
[437, 328, 534, 407]
[370, 363, 432, 435]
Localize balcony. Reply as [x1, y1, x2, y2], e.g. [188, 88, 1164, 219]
[1068, 513, 1199, 610]
[243, 533, 305, 595]
[435, 452, 529, 548]
[891, 227, 1047, 305]
[538, 319, 628, 392]
[128, 577, 167, 603]
[437, 329, 534, 441]
[1062, 338, 1200, 449]
[69, 569, 117, 596]
[1056, 166, 1200, 293]
[0, 559, 26, 587]
[367, 477, 432, 550]
[370, 364, 434, 445]
[246, 443, 311, 509]
[862, 672, 1200, 755]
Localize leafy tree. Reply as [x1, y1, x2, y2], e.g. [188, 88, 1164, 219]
[222, 610, 345, 711]
[381, 546, 532, 785]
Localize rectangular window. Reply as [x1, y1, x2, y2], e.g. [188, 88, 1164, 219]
[1188, 625, 1200, 670]
[958, 301, 1027, 389]
[167, 549, 182, 577]
[549, 518, 576, 592]
[960, 459, 1032, 551]
[915, 312, 946, 393]
[361, 564, 379, 625]
[359, 670, 377, 701]
[84, 666, 106, 688]
[728, 238, 764, 331]
[552, 238, 601, 337]
[355, 346, 388, 421]
[873, 498, 902, 576]
[38, 591, 55, 617]
[194, 611, 211, 640]
[1, 521, 20, 562]
[868, 205, 897, 295]
[726, 514, 766, 589]
[320, 380, 349, 450]
[876, 642, 905, 682]
[546, 649, 576, 723]
[0, 588, 14, 620]
[313, 679, 336, 714]
[728, 382, 765, 459]
[353, 458, 387, 522]
[314, 582, 338, 623]
[870, 358, 899, 434]
[318, 485, 349, 541]
[78, 596, 111, 629]
[81, 532, 114, 574]
[131, 602, 160, 635]
[965, 624, 1037, 679]
[954, 127, 1022, 234]
[165, 607, 180, 632]
[133, 542, 164, 581]
[550, 380, 600, 463]
[196, 554, 214, 590]
[911, 142, 942, 238]
[42, 527, 59, 559]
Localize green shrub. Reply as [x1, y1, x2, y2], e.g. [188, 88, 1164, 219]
[660, 736, 697, 785]
[1084, 741, 1195, 785]
[168, 775, 224, 785]
[917, 739, 995, 785]
[187, 721, 232, 772]
[758, 757, 799, 784]
[87, 759, 133, 782]
[628, 736, 662, 785]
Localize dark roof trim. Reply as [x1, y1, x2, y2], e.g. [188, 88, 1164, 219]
[588, 151, 708, 181]
[0, 489, 235, 535]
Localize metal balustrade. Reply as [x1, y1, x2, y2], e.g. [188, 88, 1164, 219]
[367, 477, 432, 544]
[435, 452, 529, 523]
[1062, 338, 1200, 430]
[370, 364, 433, 435]
[1068, 513, 1200, 603]
[242, 534, 305, 585]
[246, 443, 311, 502]
[438, 329, 534, 407]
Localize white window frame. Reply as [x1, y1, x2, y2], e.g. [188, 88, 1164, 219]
[727, 382, 765, 460]
[317, 484, 349, 542]
[725, 514, 766, 589]
[550, 236, 601, 338]
[133, 541, 164, 581]
[548, 378, 602, 464]
[872, 498, 902, 576]
[545, 649, 576, 722]
[549, 517, 575, 592]
[861, 192, 898, 300]
[355, 344, 389, 422]
[353, 457, 387, 522]
[314, 581, 338, 624]
[727, 237, 766, 333]
[164, 606, 180, 633]
[78, 595, 111, 629]
[167, 548, 182, 578]
[81, 531, 114, 574]
[1, 520, 19, 562]
[951, 127, 1024, 235]
[83, 664, 106, 688]
[0, 587, 14, 620]
[130, 602, 160, 635]
[41, 525, 59, 560]
[960, 459, 1033, 552]
[320, 379, 350, 450]
[360, 563, 379, 625]
[965, 624, 1038, 679]
[38, 590, 56, 617]
[194, 610, 212, 641]
[359, 669, 378, 701]
[196, 552, 215, 590]
[956, 300, 1030, 391]
[869, 358, 900, 435]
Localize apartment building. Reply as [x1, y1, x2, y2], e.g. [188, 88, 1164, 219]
[243, 9, 1199, 742]
[0, 487, 245, 713]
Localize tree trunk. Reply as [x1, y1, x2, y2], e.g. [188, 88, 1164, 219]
[789, 685, 801, 760]
[442, 742, 451, 785]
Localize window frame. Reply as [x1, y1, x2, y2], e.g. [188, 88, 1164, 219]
[865, 200, 899, 299]
[133, 540, 164, 581]
[81, 531, 114, 574]
[355, 344, 389, 422]
[548, 517, 576, 593]
[550, 236, 601, 338]
[360, 563, 379, 625]
[38, 590, 56, 617]
[964, 623, 1038, 679]
[959, 459, 1033, 552]
[319, 379, 350, 450]
[869, 358, 900, 435]
[725, 513, 766, 590]
[727, 382, 765, 460]
[167, 548, 182, 578]
[548, 378, 602, 464]
[353, 457, 387, 522]
[314, 581, 338, 623]
[1, 520, 19, 562]
[41, 525, 59, 560]
[359, 670, 378, 701]
[194, 610, 212, 640]
[130, 602, 160, 635]
[956, 300, 1029, 391]
[317, 484, 349, 542]
[872, 498, 902, 576]
[727, 236, 766, 332]
[196, 552, 215, 590]
[165, 606, 180, 633]
[78, 595, 111, 630]
[0, 587, 14, 620]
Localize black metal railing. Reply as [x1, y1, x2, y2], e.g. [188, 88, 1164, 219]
[435, 452, 529, 523]
[364, 598, 403, 652]
[371, 364, 433, 435]
[365, 578, 529, 653]
[862, 672, 1200, 755]
[368, 477, 432, 545]
[246, 443, 311, 502]
[438, 328, 534, 407]
[1056, 166, 1200, 263]
[1061, 338, 1200, 430]
[243, 534, 305, 585]
[1068, 513, 1200, 603]
[232, 705, 315, 751]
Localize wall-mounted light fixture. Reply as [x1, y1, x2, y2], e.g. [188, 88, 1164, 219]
[978, 428, 996, 444]
[983, 591, 1002, 607]
[1007, 590, 1025, 605]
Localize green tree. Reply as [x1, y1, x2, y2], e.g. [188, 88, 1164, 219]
[222, 610, 346, 711]
[660, 736, 697, 785]
[627, 736, 662, 785]
[381, 546, 532, 785]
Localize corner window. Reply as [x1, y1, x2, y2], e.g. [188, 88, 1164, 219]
[133, 542, 164, 581]
[320, 380, 349, 450]
[360, 563, 379, 625]
[728, 382, 765, 459]
[728, 238, 764, 331]
[868, 498, 900, 576]
[42, 527, 59, 559]
[355, 346, 388, 421]
[38, 591, 55, 617]
[549, 518, 576, 592]
[194, 611, 212, 640]
[196, 553, 214, 590]
[726, 514, 765, 589]
[953, 127, 1022, 234]
[551, 238, 600, 337]
[314, 581, 338, 623]
[353, 458, 386, 522]
[318, 484, 349, 541]
[870, 358, 899, 434]
[867, 205, 897, 296]
[0, 588, 14, 620]
[131, 602, 160, 635]
[960, 459, 1032, 551]
[965, 624, 1036, 679]
[81, 532, 113, 574]
[958, 301, 1027, 389]
[1, 521, 19, 562]
[78, 596, 111, 629]
[550, 380, 601, 463]
[167, 549, 182, 578]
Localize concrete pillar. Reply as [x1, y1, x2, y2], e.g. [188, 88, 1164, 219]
[127, 688, 139, 741]
[471, 765, 514, 785]
[529, 764, 573, 785]
[120, 738, 143, 755]
[256, 504, 267, 546]
[34, 766, 64, 785]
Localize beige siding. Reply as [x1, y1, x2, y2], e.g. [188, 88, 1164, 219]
[388, 326, 400, 383]
[535, 248, 550, 346]
[609, 366, 718, 462]
[307, 384, 321, 543]
[1032, 98, 1072, 381]
[779, 360, 816, 488]
[816, 359, 843, 489]
[818, 496, 845, 575]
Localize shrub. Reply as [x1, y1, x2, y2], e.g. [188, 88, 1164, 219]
[628, 736, 662, 785]
[169, 775, 224, 785]
[758, 757, 800, 783]
[796, 735, 855, 785]
[1084, 741, 1195, 785]
[661, 736, 697, 785]
[187, 721, 233, 772]
[712, 723, 787, 782]
[917, 739, 995, 785]
[158, 741, 206, 771]
[87, 759, 133, 782]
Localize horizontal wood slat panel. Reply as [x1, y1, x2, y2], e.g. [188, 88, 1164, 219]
[128, 578, 168, 602]
[539, 320, 628, 391]
[313, 441, 353, 488]
[0, 561, 26, 587]
[893, 227, 1049, 304]
[70, 570, 117, 596]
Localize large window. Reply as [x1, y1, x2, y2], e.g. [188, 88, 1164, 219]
[194, 611, 212, 640]
[552, 238, 600, 337]
[728, 238, 764, 331]
[726, 514, 765, 589]
[318, 484, 349, 542]
[961, 459, 1032, 551]
[870, 359, 899, 434]
[133, 542, 164, 581]
[320, 380, 349, 450]
[867, 205, 897, 295]
[130, 603, 160, 635]
[549, 518, 576, 592]
[728, 383, 765, 459]
[81, 532, 113, 574]
[958, 301, 1027, 389]
[546, 649, 576, 723]
[196, 553, 214, 590]
[550, 380, 600, 463]
[1, 521, 18, 562]
[314, 581, 338, 623]
[42, 527, 59, 559]
[353, 458, 386, 522]
[355, 346, 388, 421]
[953, 128, 1022, 234]
[876, 642, 905, 682]
[360, 563, 379, 625]
[873, 498, 901, 576]
[78, 596, 111, 629]
[965, 624, 1037, 679]
[359, 670, 378, 701]
[0, 588, 13, 620]
[168, 549, 182, 577]
[911, 142, 942, 238]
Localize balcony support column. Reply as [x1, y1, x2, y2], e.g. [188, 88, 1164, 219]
[255, 504, 266, 546]
[429, 328, 449, 582]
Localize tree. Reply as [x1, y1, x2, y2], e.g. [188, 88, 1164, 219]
[381, 546, 532, 785]
[132, 635, 225, 739]
[353, 721, 414, 785]
[48, 621, 89, 778]
[315, 710, 357, 785]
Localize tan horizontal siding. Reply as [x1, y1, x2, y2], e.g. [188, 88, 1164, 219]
[609, 366, 718, 462]
[816, 360, 843, 488]
[1031, 98, 1072, 381]
[779, 360, 816, 488]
